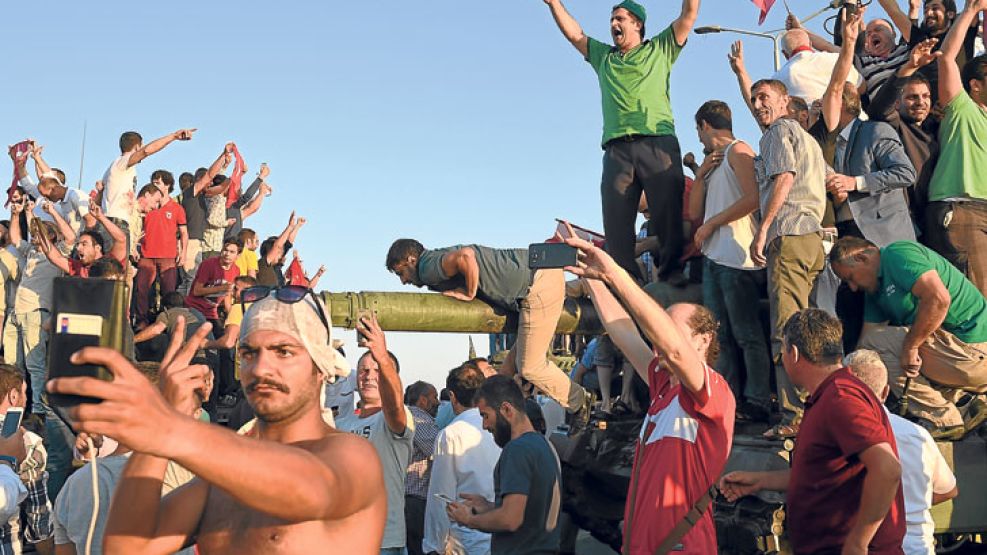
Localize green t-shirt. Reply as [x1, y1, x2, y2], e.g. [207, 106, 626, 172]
[586, 26, 683, 146]
[864, 241, 987, 343]
[417, 245, 532, 312]
[927, 92, 987, 201]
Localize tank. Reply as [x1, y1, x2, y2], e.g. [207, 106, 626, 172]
[323, 290, 987, 554]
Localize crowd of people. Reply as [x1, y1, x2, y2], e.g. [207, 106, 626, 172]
[0, 0, 984, 552]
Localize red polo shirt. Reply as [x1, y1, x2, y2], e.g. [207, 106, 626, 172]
[142, 199, 186, 259]
[623, 358, 735, 554]
[787, 368, 906, 554]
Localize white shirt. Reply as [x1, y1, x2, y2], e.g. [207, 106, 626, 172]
[423, 408, 501, 555]
[101, 153, 137, 221]
[886, 409, 956, 555]
[772, 50, 863, 105]
[701, 140, 759, 270]
[9, 241, 67, 313]
[19, 176, 90, 235]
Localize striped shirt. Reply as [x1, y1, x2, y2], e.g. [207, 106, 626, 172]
[856, 40, 911, 101]
[405, 406, 439, 499]
[0, 429, 53, 554]
[755, 118, 827, 244]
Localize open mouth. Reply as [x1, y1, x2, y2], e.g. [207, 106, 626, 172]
[612, 27, 624, 40]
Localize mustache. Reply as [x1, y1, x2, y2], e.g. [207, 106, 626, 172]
[246, 378, 290, 394]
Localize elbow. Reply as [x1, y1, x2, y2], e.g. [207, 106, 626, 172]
[504, 512, 524, 533]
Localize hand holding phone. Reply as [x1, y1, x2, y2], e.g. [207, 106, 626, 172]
[1, 408, 23, 438]
[528, 242, 578, 270]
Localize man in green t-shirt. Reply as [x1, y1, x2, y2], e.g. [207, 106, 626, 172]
[385, 239, 593, 425]
[924, 0, 987, 293]
[830, 237, 987, 440]
[539, 0, 699, 285]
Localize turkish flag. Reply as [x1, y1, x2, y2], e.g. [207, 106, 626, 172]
[284, 255, 310, 287]
[752, 0, 776, 24]
[7, 141, 29, 207]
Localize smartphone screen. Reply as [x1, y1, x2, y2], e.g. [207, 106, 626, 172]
[2, 408, 23, 438]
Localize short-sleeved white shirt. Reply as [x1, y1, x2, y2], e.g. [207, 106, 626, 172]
[887, 410, 956, 554]
[101, 153, 137, 221]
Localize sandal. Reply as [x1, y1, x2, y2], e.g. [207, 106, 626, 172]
[762, 423, 799, 441]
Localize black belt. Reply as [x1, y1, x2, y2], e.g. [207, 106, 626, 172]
[604, 134, 655, 148]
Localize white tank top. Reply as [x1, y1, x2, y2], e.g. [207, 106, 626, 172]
[701, 141, 759, 270]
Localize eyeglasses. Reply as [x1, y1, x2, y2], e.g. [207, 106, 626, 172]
[239, 285, 332, 345]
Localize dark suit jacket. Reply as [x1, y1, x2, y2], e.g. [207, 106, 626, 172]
[837, 119, 917, 247]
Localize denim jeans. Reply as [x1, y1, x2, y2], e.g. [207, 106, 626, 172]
[3, 310, 50, 414]
[45, 406, 76, 501]
[380, 548, 407, 555]
[702, 259, 771, 407]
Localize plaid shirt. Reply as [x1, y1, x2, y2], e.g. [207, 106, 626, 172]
[0, 430, 53, 554]
[405, 406, 439, 499]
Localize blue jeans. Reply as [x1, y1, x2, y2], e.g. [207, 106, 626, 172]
[44, 406, 76, 501]
[2, 310, 50, 414]
[380, 548, 407, 555]
[702, 259, 771, 407]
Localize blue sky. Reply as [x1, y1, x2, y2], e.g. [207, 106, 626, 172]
[2, 0, 835, 391]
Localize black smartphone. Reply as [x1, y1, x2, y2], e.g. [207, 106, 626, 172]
[528, 243, 578, 269]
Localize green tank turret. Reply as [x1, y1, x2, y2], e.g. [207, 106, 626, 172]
[322, 291, 603, 335]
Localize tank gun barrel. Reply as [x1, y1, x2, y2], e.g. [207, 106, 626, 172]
[322, 291, 602, 335]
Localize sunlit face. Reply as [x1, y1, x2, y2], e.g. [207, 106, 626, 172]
[239, 330, 321, 423]
[390, 258, 421, 287]
[151, 176, 170, 196]
[752, 84, 790, 127]
[220, 243, 240, 267]
[832, 258, 880, 294]
[476, 398, 513, 448]
[357, 354, 382, 407]
[922, 0, 953, 35]
[138, 191, 162, 214]
[76, 233, 102, 265]
[420, 385, 439, 417]
[610, 8, 642, 51]
[900, 81, 932, 123]
[864, 20, 895, 57]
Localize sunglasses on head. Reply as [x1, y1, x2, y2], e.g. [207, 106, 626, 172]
[240, 285, 332, 345]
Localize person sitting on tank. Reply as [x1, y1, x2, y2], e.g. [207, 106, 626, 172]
[386, 238, 594, 426]
[560, 225, 735, 554]
[830, 237, 987, 441]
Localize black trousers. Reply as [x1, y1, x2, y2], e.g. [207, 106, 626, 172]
[835, 220, 865, 353]
[601, 134, 685, 280]
[405, 495, 426, 555]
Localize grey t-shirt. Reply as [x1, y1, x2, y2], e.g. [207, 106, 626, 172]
[336, 408, 415, 549]
[755, 117, 826, 244]
[491, 432, 562, 555]
[417, 245, 532, 312]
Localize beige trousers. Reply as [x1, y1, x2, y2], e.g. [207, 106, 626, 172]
[858, 323, 987, 426]
[501, 269, 585, 410]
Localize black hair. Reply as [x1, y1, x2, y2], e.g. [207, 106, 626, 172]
[386, 239, 425, 270]
[695, 100, 733, 132]
[119, 131, 142, 153]
[161, 291, 185, 309]
[475, 375, 525, 413]
[446, 363, 486, 408]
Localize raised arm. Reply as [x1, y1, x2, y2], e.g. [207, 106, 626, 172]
[438, 247, 479, 302]
[358, 314, 407, 434]
[240, 182, 271, 220]
[128, 129, 195, 168]
[264, 212, 296, 265]
[543, 0, 589, 57]
[90, 203, 127, 262]
[31, 144, 53, 181]
[562, 226, 708, 395]
[938, 0, 986, 105]
[728, 42, 762, 130]
[42, 202, 76, 245]
[822, 10, 864, 132]
[579, 278, 658, 381]
[672, 0, 701, 46]
[308, 265, 326, 290]
[866, 39, 941, 120]
[877, 0, 914, 42]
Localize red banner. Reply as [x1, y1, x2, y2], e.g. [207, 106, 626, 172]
[752, 0, 776, 24]
[226, 144, 245, 209]
[7, 141, 29, 207]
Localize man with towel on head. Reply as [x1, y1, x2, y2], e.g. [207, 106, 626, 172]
[46, 287, 387, 554]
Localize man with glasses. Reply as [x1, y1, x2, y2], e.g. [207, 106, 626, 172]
[47, 284, 388, 553]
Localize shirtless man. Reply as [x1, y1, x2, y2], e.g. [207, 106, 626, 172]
[46, 289, 386, 554]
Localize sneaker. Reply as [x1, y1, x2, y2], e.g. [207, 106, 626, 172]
[571, 389, 597, 430]
[919, 419, 966, 441]
[963, 396, 987, 435]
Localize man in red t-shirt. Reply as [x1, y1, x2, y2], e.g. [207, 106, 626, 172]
[134, 170, 189, 326]
[562, 229, 735, 555]
[185, 238, 241, 327]
[40, 203, 127, 279]
[721, 309, 906, 554]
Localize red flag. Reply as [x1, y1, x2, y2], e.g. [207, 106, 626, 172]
[285, 256, 310, 287]
[553, 219, 606, 248]
[752, 0, 776, 24]
[226, 144, 246, 209]
[7, 141, 29, 207]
